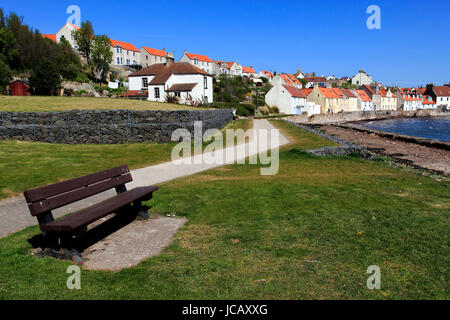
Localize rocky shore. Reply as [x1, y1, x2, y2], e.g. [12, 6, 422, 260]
[314, 123, 450, 176]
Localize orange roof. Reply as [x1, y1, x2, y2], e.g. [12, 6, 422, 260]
[185, 52, 213, 63]
[354, 90, 371, 102]
[422, 95, 435, 104]
[283, 85, 307, 98]
[280, 74, 300, 85]
[214, 60, 234, 69]
[110, 39, 140, 52]
[300, 88, 313, 96]
[42, 34, 56, 42]
[242, 66, 256, 74]
[261, 71, 273, 77]
[363, 84, 375, 94]
[69, 23, 80, 31]
[142, 47, 167, 57]
[318, 87, 341, 99]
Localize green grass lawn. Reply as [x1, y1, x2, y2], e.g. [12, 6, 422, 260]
[0, 119, 252, 199]
[0, 96, 206, 112]
[0, 120, 448, 299]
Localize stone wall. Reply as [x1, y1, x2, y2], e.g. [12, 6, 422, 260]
[0, 109, 233, 144]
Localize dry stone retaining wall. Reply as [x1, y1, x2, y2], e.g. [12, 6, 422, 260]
[0, 109, 233, 144]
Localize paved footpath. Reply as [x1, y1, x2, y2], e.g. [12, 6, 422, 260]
[0, 119, 289, 238]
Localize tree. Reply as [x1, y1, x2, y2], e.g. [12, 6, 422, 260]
[299, 78, 308, 88]
[0, 59, 11, 92]
[29, 60, 61, 95]
[91, 35, 113, 83]
[0, 27, 18, 65]
[72, 20, 94, 66]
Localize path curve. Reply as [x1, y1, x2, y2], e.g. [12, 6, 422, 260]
[0, 119, 289, 238]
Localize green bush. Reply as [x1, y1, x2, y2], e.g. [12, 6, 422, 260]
[209, 102, 255, 117]
[29, 60, 61, 95]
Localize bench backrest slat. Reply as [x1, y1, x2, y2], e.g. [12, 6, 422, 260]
[24, 165, 132, 216]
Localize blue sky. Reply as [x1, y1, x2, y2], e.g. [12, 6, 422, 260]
[1, 0, 449, 87]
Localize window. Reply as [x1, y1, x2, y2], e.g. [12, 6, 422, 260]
[204, 76, 208, 89]
[146, 55, 148, 60]
[117, 57, 120, 64]
[120, 58, 123, 64]
[126, 59, 130, 65]
[127, 50, 129, 55]
[174, 92, 181, 97]
[154, 87, 160, 99]
[142, 78, 148, 88]
[194, 58, 198, 65]
[133, 52, 135, 56]
[117, 48, 119, 54]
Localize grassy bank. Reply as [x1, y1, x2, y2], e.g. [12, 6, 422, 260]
[0, 96, 206, 112]
[0, 120, 448, 299]
[0, 119, 251, 200]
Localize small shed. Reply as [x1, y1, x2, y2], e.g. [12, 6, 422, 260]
[9, 80, 31, 96]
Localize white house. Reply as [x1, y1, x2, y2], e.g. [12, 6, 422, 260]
[179, 52, 213, 74]
[265, 79, 320, 116]
[42, 22, 80, 49]
[211, 61, 242, 77]
[242, 66, 257, 78]
[351, 71, 374, 86]
[304, 77, 327, 88]
[128, 62, 213, 104]
[353, 89, 374, 111]
[259, 71, 273, 81]
[424, 85, 450, 108]
[110, 39, 140, 67]
[421, 95, 437, 109]
[140, 47, 174, 68]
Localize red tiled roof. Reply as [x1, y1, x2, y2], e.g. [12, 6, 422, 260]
[167, 83, 198, 92]
[305, 77, 327, 82]
[242, 66, 256, 74]
[340, 88, 356, 98]
[282, 85, 307, 98]
[434, 86, 450, 96]
[185, 53, 213, 63]
[300, 88, 313, 96]
[110, 39, 140, 52]
[142, 47, 167, 57]
[354, 90, 371, 102]
[42, 34, 57, 42]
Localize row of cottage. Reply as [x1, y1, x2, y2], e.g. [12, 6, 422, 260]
[42, 23, 259, 78]
[265, 74, 450, 116]
[43, 22, 450, 113]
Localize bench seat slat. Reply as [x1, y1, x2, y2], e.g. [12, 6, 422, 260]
[24, 165, 129, 203]
[40, 186, 158, 232]
[28, 173, 133, 216]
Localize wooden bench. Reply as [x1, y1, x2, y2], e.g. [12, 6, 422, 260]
[24, 165, 158, 253]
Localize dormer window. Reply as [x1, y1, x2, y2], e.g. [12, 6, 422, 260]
[194, 58, 198, 65]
